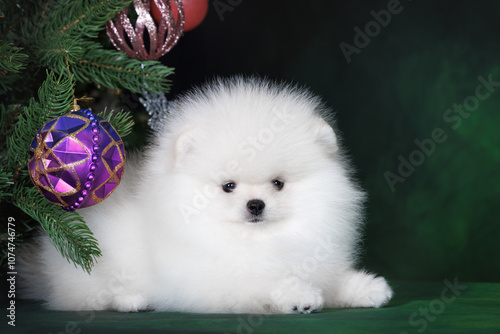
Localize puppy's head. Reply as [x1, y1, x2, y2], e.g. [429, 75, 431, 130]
[170, 90, 341, 228]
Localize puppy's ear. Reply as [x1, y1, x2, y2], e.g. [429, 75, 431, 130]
[174, 126, 199, 163]
[312, 117, 338, 154]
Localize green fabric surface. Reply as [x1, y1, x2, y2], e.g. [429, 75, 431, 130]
[7, 281, 500, 334]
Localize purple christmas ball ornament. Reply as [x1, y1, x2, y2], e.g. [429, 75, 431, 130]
[28, 109, 126, 210]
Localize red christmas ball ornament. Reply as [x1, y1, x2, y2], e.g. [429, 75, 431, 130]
[151, 0, 208, 32]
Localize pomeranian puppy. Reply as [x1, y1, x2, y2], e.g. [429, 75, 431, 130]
[19, 78, 392, 314]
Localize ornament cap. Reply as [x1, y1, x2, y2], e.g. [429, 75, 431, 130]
[70, 100, 81, 112]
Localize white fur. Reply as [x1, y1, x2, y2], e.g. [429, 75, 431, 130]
[18, 78, 393, 314]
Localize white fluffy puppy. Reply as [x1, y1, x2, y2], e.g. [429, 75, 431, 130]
[19, 78, 392, 314]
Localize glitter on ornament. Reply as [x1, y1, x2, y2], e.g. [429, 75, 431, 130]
[106, 0, 185, 61]
[27, 109, 126, 210]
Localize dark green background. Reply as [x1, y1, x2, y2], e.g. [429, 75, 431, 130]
[162, 0, 500, 282]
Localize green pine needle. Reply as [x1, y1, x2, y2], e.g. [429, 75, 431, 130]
[71, 41, 173, 94]
[32, 40, 173, 94]
[12, 185, 102, 274]
[0, 43, 29, 92]
[28, 0, 133, 76]
[0, 169, 14, 201]
[48, 0, 133, 40]
[0, 43, 29, 73]
[6, 71, 74, 172]
[25, 0, 173, 94]
[35, 37, 84, 76]
[97, 108, 135, 138]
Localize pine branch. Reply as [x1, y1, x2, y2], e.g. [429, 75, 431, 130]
[4, 0, 174, 96]
[50, 0, 133, 40]
[0, 43, 29, 93]
[0, 103, 22, 151]
[0, 0, 171, 275]
[23, 0, 173, 94]
[0, 168, 14, 201]
[22, 0, 132, 43]
[27, 0, 132, 75]
[6, 71, 74, 173]
[97, 108, 135, 138]
[12, 185, 101, 274]
[35, 37, 84, 77]
[70, 41, 173, 94]
[0, 43, 29, 73]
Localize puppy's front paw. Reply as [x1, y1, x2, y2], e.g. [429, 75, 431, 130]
[270, 279, 324, 314]
[355, 275, 393, 308]
[336, 271, 393, 308]
[326, 270, 393, 309]
[291, 302, 321, 314]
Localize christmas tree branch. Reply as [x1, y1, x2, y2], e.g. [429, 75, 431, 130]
[0, 104, 22, 151]
[22, 0, 132, 43]
[53, 0, 133, 40]
[71, 42, 173, 94]
[0, 43, 29, 93]
[0, 168, 14, 201]
[0, 43, 29, 73]
[98, 108, 135, 138]
[12, 185, 101, 274]
[6, 71, 74, 173]
[23, 0, 173, 94]
[36, 38, 84, 78]
[34, 40, 173, 94]
[1, 0, 174, 274]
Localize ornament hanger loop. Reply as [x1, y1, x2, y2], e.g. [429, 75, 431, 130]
[70, 95, 96, 112]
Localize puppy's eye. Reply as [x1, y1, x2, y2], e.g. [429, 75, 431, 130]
[272, 179, 284, 191]
[222, 182, 236, 193]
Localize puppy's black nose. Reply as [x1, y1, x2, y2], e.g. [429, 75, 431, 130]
[247, 199, 265, 216]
